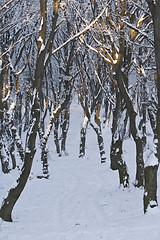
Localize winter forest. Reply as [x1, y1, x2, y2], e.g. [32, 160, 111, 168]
[0, 0, 160, 239]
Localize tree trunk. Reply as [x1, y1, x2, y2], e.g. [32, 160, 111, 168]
[0, 152, 35, 222]
[0, 118, 10, 174]
[110, 89, 129, 187]
[144, 164, 158, 213]
[90, 122, 106, 163]
[110, 93, 127, 169]
[147, 0, 160, 159]
[116, 67, 144, 187]
[111, 136, 129, 187]
[39, 147, 49, 178]
[0, 43, 10, 173]
[54, 117, 61, 156]
[144, 0, 160, 212]
[60, 108, 70, 155]
[0, 95, 40, 222]
[39, 117, 49, 177]
[134, 138, 144, 187]
[11, 126, 24, 162]
[110, 138, 120, 170]
[79, 115, 89, 158]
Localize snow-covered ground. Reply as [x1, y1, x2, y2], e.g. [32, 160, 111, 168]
[0, 102, 160, 240]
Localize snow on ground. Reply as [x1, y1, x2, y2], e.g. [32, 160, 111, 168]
[0, 102, 160, 240]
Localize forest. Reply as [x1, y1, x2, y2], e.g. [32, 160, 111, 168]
[0, 0, 160, 227]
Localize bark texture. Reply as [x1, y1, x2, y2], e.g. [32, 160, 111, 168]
[144, 164, 158, 213]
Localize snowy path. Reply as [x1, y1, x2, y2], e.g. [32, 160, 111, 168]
[0, 104, 160, 240]
[1, 156, 160, 240]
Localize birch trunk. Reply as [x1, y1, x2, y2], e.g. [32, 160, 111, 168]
[79, 115, 89, 158]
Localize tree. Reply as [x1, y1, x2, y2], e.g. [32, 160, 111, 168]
[0, 0, 104, 221]
[0, 0, 60, 222]
[83, 0, 149, 187]
[143, 0, 160, 213]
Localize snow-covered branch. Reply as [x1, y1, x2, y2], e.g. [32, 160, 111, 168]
[0, 0, 16, 12]
[51, 5, 108, 56]
[0, 31, 38, 61]
[122, 19, 154, 46]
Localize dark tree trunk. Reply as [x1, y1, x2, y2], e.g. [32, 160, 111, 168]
[39, 147, 49, 178]
[11, 126, 24, 162]
[110, 138, 120, 170]
[144, 164, 158, 213]
[102, 99, 109, 127]
[110, 89, 129, 187]
[1, 157, 10, 174]
[23, 97, 30, 132]
[54, 117, 61, 156]
[110, 107, 120, 171]
[0, 152, 35, 222]
[14, 91, 22, 137]
[6, 120, 16, 170]
[147, 0, 160, 159]
[10, 142, 16, 169]
[144, 0, 160, 213]
[118, 162, 129, 188]
[0, 121, 10, 174]
[135, 138, 144, 187]
[116, 67, 144, 187]
[0, 46, 10, 173]
[0, 67, 3, 141]
[111, 137, 129, 187]
[0, 95, 40, 222]
[39, 118, 49, 177]
[60, 108, 70, 155]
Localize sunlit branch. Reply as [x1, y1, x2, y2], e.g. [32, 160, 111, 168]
[51, 4, 110, 56]
[0, 0, 16, 12]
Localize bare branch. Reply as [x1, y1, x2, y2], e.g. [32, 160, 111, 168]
[0, 0, 16, 12]
[0, 31, 38, 61]
[92, 62, 115, 105]
[51, 4, 109, 56]
[85, 43, 114, 65]
[122, 19, 154, 46]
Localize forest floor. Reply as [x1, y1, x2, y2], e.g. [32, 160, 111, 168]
[0, 102, 160, 240]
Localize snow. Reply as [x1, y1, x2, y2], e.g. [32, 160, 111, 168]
[2, 89, 11, 103]
[43, 105, 61, 142]
[153, 0, 157, 5]
[39, 17, 44, 31]
[44, 52, 49, 66]
[51, 6, 107, 56]
[144, 152, 159, 167]
[39, 43, 45, 53]
[113, 59, 118, 64]
[0, 102, 160, 240]
[0, 59, 2, 68]
[82, 115, 88, 128]
[38, 36, 45, 53]
[7, 101, 15, 114]
[146, 205, 160, 216]
[154, 139, 158, 144]
[38, 36, 43, 44]
[144, 134, 159, 167]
